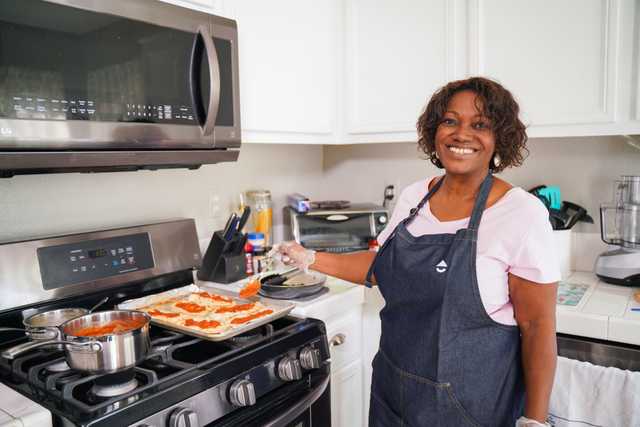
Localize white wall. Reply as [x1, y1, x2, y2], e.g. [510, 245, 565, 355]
[321, 136, 640, 234]
[0, 144, 324, 244]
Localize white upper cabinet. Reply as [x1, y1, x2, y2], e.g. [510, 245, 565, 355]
[159, 0, 640, 143]
[469, 0, 639, 138]
[221, 0, 340, 144]
[344, 0, 462, 143]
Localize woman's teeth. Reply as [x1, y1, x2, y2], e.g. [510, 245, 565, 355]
[447, 146, 476, 155]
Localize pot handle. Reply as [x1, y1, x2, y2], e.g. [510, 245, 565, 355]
[0, 327, 27, 333]
[1, 339, 102, 359]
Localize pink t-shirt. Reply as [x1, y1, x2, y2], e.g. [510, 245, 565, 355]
[377, 178, 560, 325]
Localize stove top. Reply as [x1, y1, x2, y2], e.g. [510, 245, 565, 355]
[0, 220, 331, 427]
[0, 316, 328, 426]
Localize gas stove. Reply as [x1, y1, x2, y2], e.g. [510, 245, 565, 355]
[0, 220, 331, 427]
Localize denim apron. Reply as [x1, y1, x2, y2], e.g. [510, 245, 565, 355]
[365, 174, 525, 427]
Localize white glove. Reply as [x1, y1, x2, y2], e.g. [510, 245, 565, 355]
[268, 241, 316, 271]
[515, 416, 550, 427]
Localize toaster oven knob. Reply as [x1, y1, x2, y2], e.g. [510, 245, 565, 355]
[168, 406, 199, 427]
[299, 346, 321, 370]
[229, 379, 256, 407]
[378, 215, 388, 224]
[277, 356, 303, 381]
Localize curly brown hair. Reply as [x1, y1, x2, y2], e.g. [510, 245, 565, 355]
[416, 77, 528, 173]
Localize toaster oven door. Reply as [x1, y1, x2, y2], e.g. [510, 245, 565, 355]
[0, 0, 239, 150]
[295, 213, 376, 252]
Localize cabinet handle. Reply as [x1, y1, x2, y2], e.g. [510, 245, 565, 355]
[329, 333, 346, 347]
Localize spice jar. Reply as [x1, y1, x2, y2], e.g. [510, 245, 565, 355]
[245, 190, 273, 247]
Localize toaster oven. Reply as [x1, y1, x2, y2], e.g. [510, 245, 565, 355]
[283, 203, 389, 253]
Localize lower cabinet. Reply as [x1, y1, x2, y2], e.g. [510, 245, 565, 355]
[331, 359, 364, 427]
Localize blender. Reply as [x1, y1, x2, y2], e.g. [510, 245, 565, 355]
[595, 175, 640, 285]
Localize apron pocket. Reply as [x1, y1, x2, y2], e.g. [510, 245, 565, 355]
[443, 385, 483, 427]
[370, 391, 404, 427]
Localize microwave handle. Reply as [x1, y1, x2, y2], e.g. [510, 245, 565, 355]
[191, 25, 221, 136]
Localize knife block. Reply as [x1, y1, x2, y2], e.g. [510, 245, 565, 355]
[198, 231, 248, 283]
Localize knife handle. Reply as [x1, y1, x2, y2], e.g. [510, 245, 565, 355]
[237, 206, 251, 234]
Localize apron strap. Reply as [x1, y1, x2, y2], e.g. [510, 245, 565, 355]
[364, 176, 445, 287]
[467, 173, 494, 231]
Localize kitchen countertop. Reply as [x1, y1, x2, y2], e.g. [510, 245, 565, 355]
[557, 271, 640, 346]
[195, 273, 365, 320]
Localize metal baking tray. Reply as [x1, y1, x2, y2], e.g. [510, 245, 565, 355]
[117, 285, 295, 341]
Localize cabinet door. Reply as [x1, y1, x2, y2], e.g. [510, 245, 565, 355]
[345, 0, 462, 143]
[468, 0, 631, 137]
[331, 359, 364, 427]
[221, 0, 339, 144]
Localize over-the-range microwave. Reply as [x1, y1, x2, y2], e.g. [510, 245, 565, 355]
[0, 0, 240, 176]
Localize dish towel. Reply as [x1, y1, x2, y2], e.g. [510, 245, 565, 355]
[549, 356, 640, 427]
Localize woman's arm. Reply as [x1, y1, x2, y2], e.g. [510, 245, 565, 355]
[311, 250, 377, 285]
[508, 273, 558, 423]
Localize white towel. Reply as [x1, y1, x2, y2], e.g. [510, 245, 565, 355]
[549, 356, 640, 427]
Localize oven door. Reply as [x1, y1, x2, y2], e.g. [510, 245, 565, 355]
[210, 371, 331, 427]
[0, 0, 239, 150]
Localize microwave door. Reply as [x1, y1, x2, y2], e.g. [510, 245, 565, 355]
[0, 0, 235, 150]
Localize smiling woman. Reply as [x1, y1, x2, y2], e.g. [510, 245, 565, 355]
[417, 77, 528, 174]
[271, 77, 559, 427]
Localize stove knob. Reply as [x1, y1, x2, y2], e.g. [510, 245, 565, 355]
[277, 356, 302, 381]
[168, 406, 199, 427]
[299, 346, 321, 370]
[229, 379, 256, 407]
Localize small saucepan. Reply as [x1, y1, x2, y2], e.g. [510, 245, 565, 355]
[0, 297, 109, 347]
[2, 310, 151, 374]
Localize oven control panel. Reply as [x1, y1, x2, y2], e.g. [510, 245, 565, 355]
[130, 338, 329, 427]
[37, 233, 155, 290]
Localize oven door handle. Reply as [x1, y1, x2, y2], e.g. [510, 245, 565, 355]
[191, 25, 221, 137]
[262, 375, 330, 427]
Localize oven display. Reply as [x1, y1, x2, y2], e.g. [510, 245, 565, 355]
[37, 233, 154, 290]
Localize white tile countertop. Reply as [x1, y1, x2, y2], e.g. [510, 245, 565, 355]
[557, 271, 640, 345]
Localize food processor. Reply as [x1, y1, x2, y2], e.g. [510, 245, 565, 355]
[595, 175, 640, 285]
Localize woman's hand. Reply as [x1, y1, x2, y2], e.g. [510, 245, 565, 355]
[269, 241, 316, 271]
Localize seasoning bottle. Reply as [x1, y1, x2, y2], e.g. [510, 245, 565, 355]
[247, 232, 265, 252]
[368, 238, 379, 252]
[244, 242, 254, 275]
[245, 190, 273, 247]
[253, 248, 266, 273]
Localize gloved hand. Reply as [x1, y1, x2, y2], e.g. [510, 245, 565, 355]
[515, 416, 551, 427]
[268, 241, 316, 272]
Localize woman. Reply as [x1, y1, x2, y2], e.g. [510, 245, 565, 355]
[273, 77, 559, 427]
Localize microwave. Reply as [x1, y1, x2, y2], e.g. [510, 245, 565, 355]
[0, 0, 240, 176]
[283, 204, 389, 253]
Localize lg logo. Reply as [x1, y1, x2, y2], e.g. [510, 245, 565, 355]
[0, 127, 12, 136]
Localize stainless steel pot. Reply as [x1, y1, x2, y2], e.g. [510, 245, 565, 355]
[2, 310, 151, 374]
[0, 297, 108, 346]
[0, 307, 90, 341]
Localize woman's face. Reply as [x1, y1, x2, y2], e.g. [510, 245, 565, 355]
[434, 90, 496, 177]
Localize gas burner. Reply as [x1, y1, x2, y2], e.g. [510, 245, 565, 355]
[46, 360, 70, 373]
[228, 323, 275, 345]
[90, 370, 138, 398]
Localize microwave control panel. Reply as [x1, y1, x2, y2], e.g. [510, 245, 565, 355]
[37, 233, 155, 290]
[6, 96, 196, 124]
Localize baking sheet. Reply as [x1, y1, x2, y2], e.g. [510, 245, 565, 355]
[117, 285, 295, 341]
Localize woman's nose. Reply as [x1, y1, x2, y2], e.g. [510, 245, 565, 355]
[453, 125, 473, 142]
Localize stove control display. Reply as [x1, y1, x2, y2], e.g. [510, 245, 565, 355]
[228, 379, 256, 407]
[276, 357, 303, 382]
[37, 233, 154, 290]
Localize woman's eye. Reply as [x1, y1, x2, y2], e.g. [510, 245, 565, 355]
[473, 121, 490, 129]
[441, 118, 456, 126]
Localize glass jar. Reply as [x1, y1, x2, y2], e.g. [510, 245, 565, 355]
[245, 190, 273, 247]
